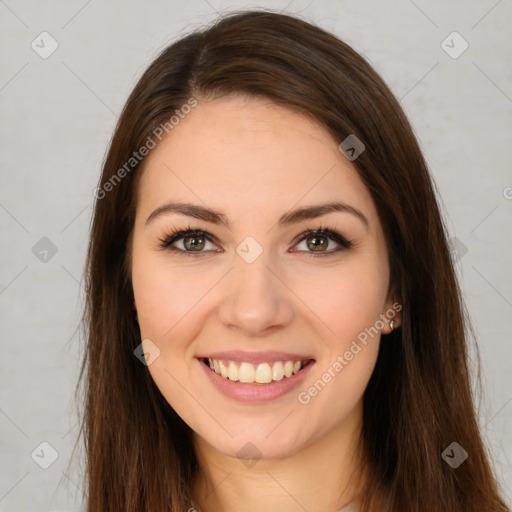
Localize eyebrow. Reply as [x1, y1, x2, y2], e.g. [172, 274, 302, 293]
[145, 201, 369, 231]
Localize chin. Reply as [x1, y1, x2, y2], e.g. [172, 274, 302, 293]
[195, 419, 309, 462]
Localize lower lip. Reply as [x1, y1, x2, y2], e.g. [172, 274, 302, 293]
[198, 358, 315, 403]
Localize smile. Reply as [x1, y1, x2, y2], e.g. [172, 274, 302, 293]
[203, 357, 313, 384]
[197, 350, 316, 402]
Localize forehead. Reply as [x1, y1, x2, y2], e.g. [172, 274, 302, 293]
[136, 95, 379, 229]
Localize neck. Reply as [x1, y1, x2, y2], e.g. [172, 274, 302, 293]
[191, 400, 365, 512]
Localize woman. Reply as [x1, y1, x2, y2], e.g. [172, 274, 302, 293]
[76, 10, 510, 512]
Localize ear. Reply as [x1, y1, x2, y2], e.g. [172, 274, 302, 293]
[381, 296, 402, 335]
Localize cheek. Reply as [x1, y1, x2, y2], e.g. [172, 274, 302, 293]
[295, 256, 389, 342]
[131, 248, 208, 340]
[131, 251, 205, 412]
[291, 263, 387, 423]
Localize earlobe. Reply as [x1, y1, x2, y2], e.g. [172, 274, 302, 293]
[387, 311, 402, 333]
[383, 297, 402, 334]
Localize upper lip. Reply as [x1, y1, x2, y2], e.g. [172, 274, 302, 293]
[197, 351, 315, 365]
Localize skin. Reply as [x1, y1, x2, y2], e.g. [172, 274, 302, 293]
[131, 95, 401, 512]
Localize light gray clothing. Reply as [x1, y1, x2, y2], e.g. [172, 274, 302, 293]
[339, 502, 358, 512]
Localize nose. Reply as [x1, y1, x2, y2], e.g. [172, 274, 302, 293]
[216, 252, 294, 337]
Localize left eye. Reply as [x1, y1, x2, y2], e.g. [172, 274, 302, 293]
[291, 229, 353, 257]
[294, 232, 343, 254]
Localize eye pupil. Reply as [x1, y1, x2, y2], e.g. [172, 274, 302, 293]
[307, 235, 328, 251]
[184, 235, 205, 251]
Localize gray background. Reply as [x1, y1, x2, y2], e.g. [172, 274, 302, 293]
[1, 0, 511, 510]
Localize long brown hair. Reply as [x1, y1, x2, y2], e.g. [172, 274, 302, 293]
[73, 9, 510, 512]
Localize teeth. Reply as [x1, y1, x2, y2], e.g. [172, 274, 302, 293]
[272, 361, 285, 381]
[255, 363, 272, 383]
[228, 361, 239, 381]
[239, 362, 255, 383]
[219, 360, 228, 378]
[206, 358, 308, 384]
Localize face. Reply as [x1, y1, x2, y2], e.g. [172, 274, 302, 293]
[131, 95, 398, 461]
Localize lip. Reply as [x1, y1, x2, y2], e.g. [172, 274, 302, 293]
[196, 350, 315, 365]
[197, 357, 316, 403]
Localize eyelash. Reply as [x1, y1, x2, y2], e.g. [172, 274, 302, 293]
[158, 223, 354, 258]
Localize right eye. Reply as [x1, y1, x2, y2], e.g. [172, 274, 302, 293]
[159, 229, 220, 257]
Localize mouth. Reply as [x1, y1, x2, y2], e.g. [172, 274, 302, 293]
[201, 357, 315, 385]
